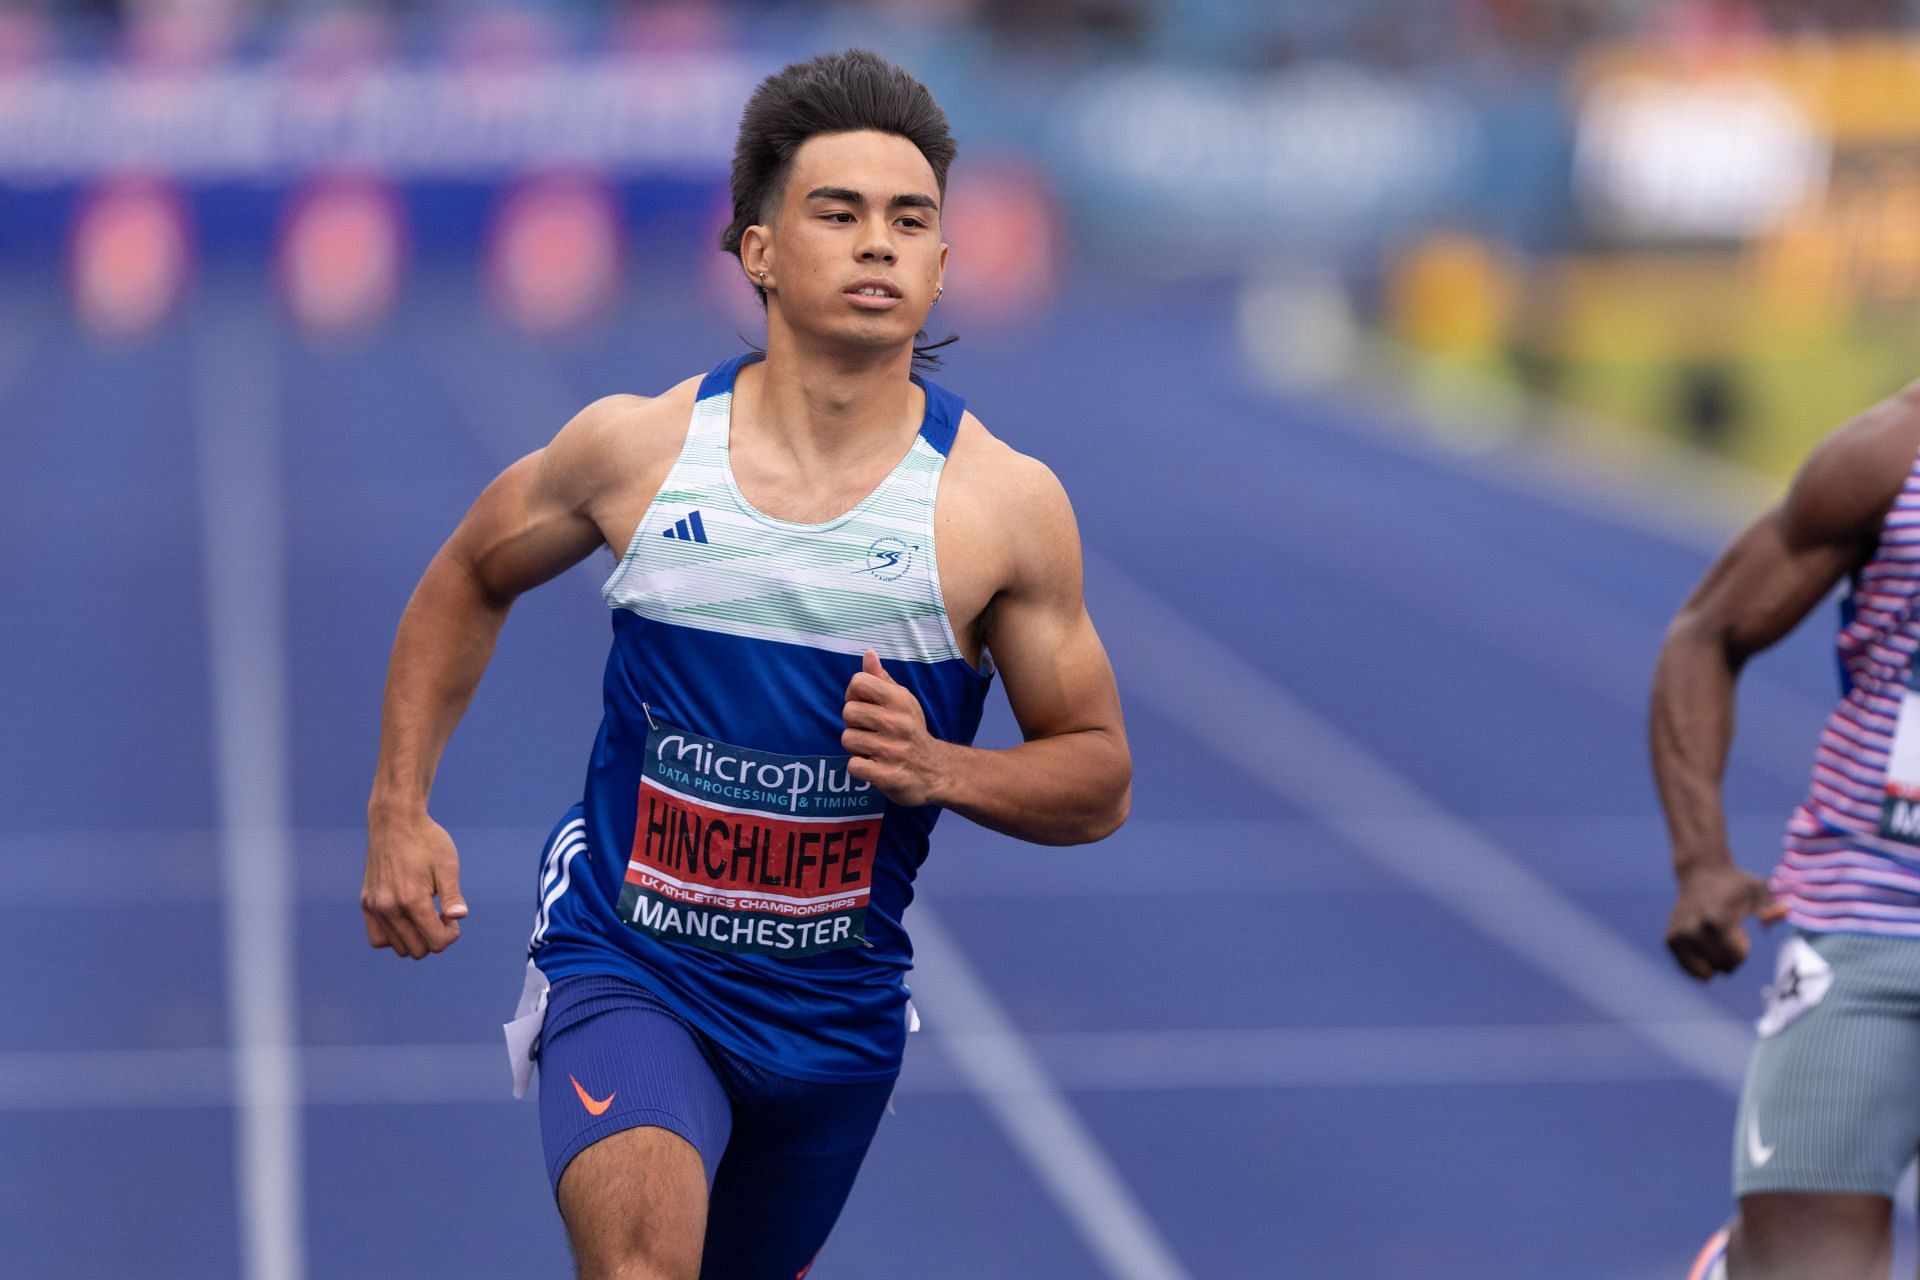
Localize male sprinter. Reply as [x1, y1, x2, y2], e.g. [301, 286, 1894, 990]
[1654, 384, 1920, 1279]
[361, 50, 1130, 1280]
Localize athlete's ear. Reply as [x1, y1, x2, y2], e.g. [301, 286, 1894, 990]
[739, 224, 774, 291]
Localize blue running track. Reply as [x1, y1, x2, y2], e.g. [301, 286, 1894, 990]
[0, 265, 1846, 1278]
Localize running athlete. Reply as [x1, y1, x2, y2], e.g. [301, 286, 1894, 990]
[1654, 385, 1920, 1280]
[360, 50, 1131, 1280]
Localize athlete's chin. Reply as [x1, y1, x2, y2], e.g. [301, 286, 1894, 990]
[822, 314, 925, 356]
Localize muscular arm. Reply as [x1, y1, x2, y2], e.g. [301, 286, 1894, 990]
[1651, 392, 1918, 977]
[842, 456, 1131, 845]
[363, 395, 644, 958]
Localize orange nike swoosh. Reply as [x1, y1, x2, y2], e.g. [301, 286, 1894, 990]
[570, 1074, 614, 1117]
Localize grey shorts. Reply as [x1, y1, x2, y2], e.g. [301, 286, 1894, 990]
[1734, 929, 1920, 1198]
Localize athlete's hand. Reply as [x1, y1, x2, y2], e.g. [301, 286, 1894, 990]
[361, 809, 469, 960]
[843, 650, 951, 807]
[1665, 859, 1787, 980]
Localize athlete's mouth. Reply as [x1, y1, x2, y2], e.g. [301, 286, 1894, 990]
[844, 279, 903, 309]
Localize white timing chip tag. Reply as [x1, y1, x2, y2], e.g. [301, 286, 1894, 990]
[503, 959, 550, 1099]
[1756, 935, 1832, 1039]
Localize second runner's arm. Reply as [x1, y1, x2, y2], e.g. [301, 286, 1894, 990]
[1650, 396, 1915, 979]
[362, 397, 639, 959]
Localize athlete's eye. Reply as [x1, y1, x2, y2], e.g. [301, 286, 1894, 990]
[823, 212, 855, 224]
[896, 217, 924, 229]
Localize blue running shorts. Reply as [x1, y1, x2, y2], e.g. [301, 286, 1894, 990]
[536, 972, 897, 1277]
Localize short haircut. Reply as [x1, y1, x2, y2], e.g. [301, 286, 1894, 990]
[719, 48, 957, 304]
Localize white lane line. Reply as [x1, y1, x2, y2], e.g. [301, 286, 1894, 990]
[1315, 371, 1779, 556]
[907, 905, 1192, 1280]
[929, 1021, 1725, 1091]
[0, 1020, 1729, 1112]
[195, 295, 303, 1280]
[1085, 556, 1755, 1095]
[0, 1048, 233, 1109]
[1213, 477, 1830, 788]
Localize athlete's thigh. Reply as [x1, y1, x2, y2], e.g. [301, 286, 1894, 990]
[561, 1127, 711, 1280]
[698, 1071, 895, 1280]
[537, 975, 737, 1273]
[1735, 932, 1920, 1201]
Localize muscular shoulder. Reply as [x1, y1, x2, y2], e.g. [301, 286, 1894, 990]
[1785, 381, 1920, 549]
[946, 412, 1075, 528]
[941, 411, 1080, 593]
[536, 377, 702, 509]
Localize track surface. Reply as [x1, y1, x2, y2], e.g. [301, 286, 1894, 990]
[1, 269, 1841, 1277]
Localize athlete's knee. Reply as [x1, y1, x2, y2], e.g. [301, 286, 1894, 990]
[1726, 1194, 1890, 1280]
[569, 1249, 697, 1280]
[567, 1206, 702, 1280]
[574, 1254, 698, 1280]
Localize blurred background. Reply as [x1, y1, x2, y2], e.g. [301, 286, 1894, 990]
[5, 0, 1918, 1276]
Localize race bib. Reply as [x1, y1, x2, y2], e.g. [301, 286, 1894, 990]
[1879, 664, 1920, 844]
[615, 722, 885, 959]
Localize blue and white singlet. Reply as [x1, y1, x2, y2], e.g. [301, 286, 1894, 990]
[526, 353, 993, 1081]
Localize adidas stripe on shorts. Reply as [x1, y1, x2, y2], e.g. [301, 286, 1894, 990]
[1734, 929, 1920, 1197]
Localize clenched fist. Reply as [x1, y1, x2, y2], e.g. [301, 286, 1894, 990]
[362, 809, 469, 960]
[842, 650, 952, 807]
[1665, 859, 1787, 981]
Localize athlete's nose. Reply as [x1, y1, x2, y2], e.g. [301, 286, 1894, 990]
[856, 226, 896, 265]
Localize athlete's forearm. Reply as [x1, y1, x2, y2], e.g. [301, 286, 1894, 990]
[930, 728, 1130, 845]
[369, 549, 513, 817]
[1649, 616, 1743, 880]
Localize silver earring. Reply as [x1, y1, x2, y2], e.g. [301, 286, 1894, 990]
[758, 271, 768, 285]
[934, 285, 943, 302]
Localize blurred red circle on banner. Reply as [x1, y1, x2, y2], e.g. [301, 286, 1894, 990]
[277, 173, 404, 338]
[69, 175, 193, 340]
[486, 172, 623, 337]
[0, 10, 52, 81]
[940, 157, 1060, 324]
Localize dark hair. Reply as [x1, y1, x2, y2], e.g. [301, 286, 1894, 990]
[720, 49, 958, 369]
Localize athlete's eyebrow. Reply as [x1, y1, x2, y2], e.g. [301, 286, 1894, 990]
[805, 187, 940, 212]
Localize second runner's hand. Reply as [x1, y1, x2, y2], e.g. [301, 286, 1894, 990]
[1665, 857, 1788, 981]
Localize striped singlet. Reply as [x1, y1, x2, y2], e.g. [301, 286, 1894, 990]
[527, 353, 994, 1080]
[1776, 446, 1920, 936]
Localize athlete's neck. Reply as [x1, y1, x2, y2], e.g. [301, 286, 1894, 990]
[736, 328, 921, 464]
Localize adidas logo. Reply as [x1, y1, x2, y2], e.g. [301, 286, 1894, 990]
[662, 511, 710, 544]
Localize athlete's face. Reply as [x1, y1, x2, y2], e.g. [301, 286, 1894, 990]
[742, 130, 947, 355]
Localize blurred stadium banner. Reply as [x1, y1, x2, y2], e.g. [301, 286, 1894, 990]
[0, 19, 1510, 266]
[14, 16, 1920, 474]
[1517, 37, 1920, 474]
